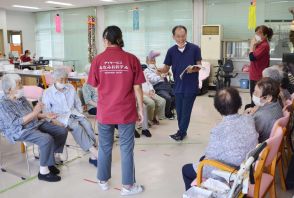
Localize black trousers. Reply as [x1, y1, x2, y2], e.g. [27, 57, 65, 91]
[88, 107, 97, 115]
[250, 80, 257, 106]
[175, 93, 197, 136]
[182, 163, 197, 191]
[154, 82, 175, 117]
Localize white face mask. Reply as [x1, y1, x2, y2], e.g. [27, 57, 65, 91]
[15, 88, 24, 99]
[55, 82, 65, 89]
[149, 64, 156, 69]
[178, 48, 185, 52]
[176, 41, 187, 47]
[252, 95, 265, 106]
[255, 34, 261, 42]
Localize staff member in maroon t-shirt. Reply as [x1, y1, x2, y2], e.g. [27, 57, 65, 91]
[88, 26, 145, 196]
[20, 50, 32, 63]
[249, 25, 273, 105]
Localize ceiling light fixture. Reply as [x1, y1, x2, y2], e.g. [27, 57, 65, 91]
[12, 5, 39, 9]
[270, 1, 289, 4]
[100, 0, 115, 2]
[45, 1, 73, 6]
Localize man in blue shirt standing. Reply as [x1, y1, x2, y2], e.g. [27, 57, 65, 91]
[158, 25, 202, 141]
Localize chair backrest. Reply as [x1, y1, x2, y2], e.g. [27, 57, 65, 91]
[291, 93, 294, 101]
[270, 111, 290, 137]
[287, 104, 294, 135]
[251, 146, 270, 198]
[23, 86, 43, 100]
[285, 99, 292, 106]
[279, 111, 290, 128]
[44, 72, 54, 86]
[265, 125, 284, 167]
[283, 103, 293, 114]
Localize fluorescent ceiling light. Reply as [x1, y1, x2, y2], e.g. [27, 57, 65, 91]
[270, 0, 289, 3]
[45, 1, 73, 6]
[12, 5, 39, 9]
[100, 0, 115, 2]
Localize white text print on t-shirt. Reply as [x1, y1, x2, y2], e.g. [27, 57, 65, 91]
[99, 61, 129, 75]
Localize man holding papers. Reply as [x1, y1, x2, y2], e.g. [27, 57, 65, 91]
[157, 25, 202, 141]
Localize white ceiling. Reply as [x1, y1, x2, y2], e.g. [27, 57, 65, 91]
[0, 0, 161, 12]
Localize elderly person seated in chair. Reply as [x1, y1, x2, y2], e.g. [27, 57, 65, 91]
[262, 65, 291, 106]
[182, 87, 258, 190]
[142, 65, 166, 124]
[82, 65, 98, 115]
[42, 68, 98, 167]
[245, 77, 283, 142]
[0, 74, 68, 182]
[144, 50, 175, 119]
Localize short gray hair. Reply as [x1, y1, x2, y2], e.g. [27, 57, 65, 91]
[262, 67, 282, 83]
[53, 67, 68, 81]
[1, 74, 21, 94]
[10, 74, 21, 81]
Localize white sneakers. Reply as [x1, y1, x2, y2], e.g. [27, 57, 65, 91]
[120, 184, 144, 196]
[98, 181, 144, 196]
[98, 181, 109, 191]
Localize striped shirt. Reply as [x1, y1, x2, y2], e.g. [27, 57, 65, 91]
[144, 67, 164, 86]
[0, 96, 43, 143]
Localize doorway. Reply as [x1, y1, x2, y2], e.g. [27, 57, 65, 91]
[7, 30, 23, 57]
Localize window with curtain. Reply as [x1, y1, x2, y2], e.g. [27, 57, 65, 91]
[104, 0, 193, 65]
[35, 7, 96, 72]
[36, 12, 53, 58]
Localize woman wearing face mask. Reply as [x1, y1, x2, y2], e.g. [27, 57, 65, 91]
[42, 68, 98, 167]
[247, 77, 283, 142]
[249, 25, 273, 106]
[0, 74, 68, 182]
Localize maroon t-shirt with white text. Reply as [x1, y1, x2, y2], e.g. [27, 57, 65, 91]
[88, 47, 145, 124]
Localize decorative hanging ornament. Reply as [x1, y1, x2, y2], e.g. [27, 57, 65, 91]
[88, 16, 97, 63]
[55, 14, 61, 33]
[248, 0, 256, 30]
[133, 7, 139, 31]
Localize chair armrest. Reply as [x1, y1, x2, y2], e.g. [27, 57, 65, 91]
[196, 159, 237, 186]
